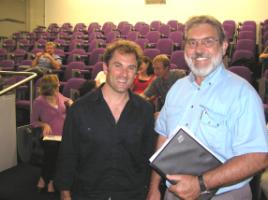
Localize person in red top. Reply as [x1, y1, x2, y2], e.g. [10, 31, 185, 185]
[132, 56, 155, 94]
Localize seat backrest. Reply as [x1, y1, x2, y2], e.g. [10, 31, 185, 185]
[62, 77, 86, 98]
[169, 31, 184, 48]
[88, 39, 106, 52]
[91, 61, 104, 80]
[64, 61, 86, 80]
[228, 65, 253, 83]
[150, 20, 162, 31]
[88, 22, 101, 34]
[167, 20, 178, 31]
[135, 38, 149, 49]
[67, 48, 87, 64]
[238, 30, 256, 41]
[170, 50, 189, 71]
[145, 31, 161, 43]
[235, 39, 256, 53]
[126, 31, 139, 41]
[105, 31, 120, 43]
[231, 49, 255, 65]
[156, 38, 173, 55]
[159, 24, 171, 38]
[143, 48, 160, 60]
[138, 24, 150, 36]
[89, 48, 105, 65]
[0, 59, 15, 70]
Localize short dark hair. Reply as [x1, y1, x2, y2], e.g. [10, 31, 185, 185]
[103, 39, 143, 69]
[39, 74, 59, 96]
[141, 56, 154, 75]
[184, 15, 226, 44]
[153, 54, 170, 68]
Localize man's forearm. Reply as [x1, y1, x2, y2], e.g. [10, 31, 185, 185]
[49, 57, 61, 69]
[204, 152, 268, 190]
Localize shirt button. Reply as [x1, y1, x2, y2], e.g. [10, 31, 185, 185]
[191, 105, 194, 108]
[185, 123, 189, 126]
[209, 82, 212, 85]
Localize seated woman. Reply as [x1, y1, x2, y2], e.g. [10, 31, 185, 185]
[132, 56, 155, 94]
[31, 74, 73, 193]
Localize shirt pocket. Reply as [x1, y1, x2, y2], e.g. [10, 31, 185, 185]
[199, 107, 227, 149]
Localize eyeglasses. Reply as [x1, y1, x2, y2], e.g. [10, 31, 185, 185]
[185, 37, 219, 49]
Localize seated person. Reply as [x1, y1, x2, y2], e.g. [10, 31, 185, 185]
[132, 56, 155, 94]
[141, 54, 186, 111]
[260, 46, 268, 71]
[31, 74, 73, 193]
[29, 42, 62, 75]
[260, 46, 268, 59]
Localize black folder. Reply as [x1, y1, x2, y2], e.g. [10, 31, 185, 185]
[149, 127, 223, 200]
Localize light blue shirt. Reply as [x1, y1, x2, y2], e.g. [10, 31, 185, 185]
[155, 63, 268, 194]
[38, 54, 62, 69]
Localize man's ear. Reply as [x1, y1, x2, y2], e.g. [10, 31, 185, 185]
[103, 63, 108, 73]
[222, 40, 228, 56]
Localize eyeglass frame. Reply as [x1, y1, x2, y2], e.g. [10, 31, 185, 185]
[185, 37, 219, 49]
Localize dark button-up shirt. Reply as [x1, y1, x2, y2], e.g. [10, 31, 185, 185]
[55, 86, 157, 199]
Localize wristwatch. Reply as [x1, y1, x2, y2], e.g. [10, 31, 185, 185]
[198, 175, 210, 194]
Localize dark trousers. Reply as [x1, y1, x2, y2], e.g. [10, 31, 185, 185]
[72, 190, 147, 200]
[41, 140, 60, 183]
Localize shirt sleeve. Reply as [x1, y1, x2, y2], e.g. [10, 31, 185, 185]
[144, 78, 158, 98]
[55, 105, 79, 190]
[55, 55, 62, 64]
[229, 84, 268, 155]
[155, 100, 169, 137]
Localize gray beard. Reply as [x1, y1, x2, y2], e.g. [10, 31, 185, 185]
[185, 52, 223, 78]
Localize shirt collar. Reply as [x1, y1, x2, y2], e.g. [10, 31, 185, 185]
[188, 63, 226, 88]
[88, 83, 140, 107]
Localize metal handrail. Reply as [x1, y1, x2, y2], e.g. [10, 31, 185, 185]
[0, 71, 37, 114]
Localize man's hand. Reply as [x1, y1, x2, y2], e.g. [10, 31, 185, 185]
[43, 52, 53, 60]
[167, 174, 200, 200]
[36, 52, 43, 58]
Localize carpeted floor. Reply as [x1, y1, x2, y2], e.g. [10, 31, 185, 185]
[0, 163, 59, 200]
[1, 163, 267, 200]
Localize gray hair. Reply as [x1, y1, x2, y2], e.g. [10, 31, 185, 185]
[184, 15, 226, 44]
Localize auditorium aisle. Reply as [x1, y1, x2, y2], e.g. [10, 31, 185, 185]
[0, 163, 59, 200]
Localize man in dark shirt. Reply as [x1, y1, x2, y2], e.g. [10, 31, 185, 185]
[55, 40, 157, 200]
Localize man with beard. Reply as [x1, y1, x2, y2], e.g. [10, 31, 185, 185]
[146, 15, 268, 200]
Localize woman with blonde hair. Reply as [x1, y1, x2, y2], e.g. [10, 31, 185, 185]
[31, 74, 73, 193]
